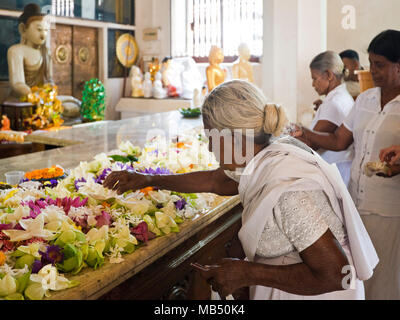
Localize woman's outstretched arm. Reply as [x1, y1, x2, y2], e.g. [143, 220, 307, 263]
[291, 124, 354, 152]
[103, 167, 239, 196]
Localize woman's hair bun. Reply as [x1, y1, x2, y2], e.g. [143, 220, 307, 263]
[263, 103, 288, 137]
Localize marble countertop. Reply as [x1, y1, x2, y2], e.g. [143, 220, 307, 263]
[0, 111, 203, 178]
[0, 111, 242, 300]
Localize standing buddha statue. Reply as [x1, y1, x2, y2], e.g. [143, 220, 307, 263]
[232, 43, 254, 83]
[206, 46, 226, 92]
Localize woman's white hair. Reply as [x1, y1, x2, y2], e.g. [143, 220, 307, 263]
[310, 50, 345, 80]
[201, 80, 288, 144]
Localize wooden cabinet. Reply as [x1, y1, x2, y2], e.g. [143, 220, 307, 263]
[100, 204, 247, 300]
[51, 24, 99, 99]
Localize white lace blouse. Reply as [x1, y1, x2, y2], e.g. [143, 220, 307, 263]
[255, 189, 348, 259]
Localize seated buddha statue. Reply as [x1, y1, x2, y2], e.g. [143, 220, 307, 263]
[232, 43, 254, 83]
[7, 3, 53, 101]
[206, 46, 226, 92]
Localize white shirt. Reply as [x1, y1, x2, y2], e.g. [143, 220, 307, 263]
[310, 83, 355, 164]
[343, 87, 400, 217]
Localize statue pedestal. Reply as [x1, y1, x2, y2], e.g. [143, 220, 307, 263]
[1, 101, 35, 131]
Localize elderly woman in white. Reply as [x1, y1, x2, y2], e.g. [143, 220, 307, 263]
[308, 51, 355, 165]
[291, 30, 400, 299]
[104, 80, 378, 300]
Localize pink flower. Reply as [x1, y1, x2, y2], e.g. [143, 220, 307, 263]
[95, 211, 112, 228]
[130, 222, 156, 244]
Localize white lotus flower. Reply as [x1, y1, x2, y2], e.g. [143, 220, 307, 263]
[16, 243, 46, 259]
[119, 141, 141, 156]
[86, 225, 109, 244]
[30, 264, 73, 292]
[3, 206, 30, 224]
[78, 178, 118, 200]
[3, 214, 56, 242]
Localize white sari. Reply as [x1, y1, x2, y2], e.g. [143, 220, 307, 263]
[237, 138, 379, 300]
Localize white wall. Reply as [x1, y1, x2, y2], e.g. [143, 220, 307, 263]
[327, 0, 400, 68]
[262, 0, 326, 123]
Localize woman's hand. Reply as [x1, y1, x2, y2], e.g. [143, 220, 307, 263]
[380, 145, 400, 165]
[103, 170, 149, 195]
[288, 123, 304, 138]
[197, 258, 249, 298]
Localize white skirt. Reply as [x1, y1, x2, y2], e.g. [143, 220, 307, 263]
[361, 213, 400, 300]
[250, 245, 365, 300]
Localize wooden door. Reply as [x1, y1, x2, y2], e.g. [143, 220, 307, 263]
[51, 24, 99, 100]
[72, 26, 99, 100]
[51, 24, 73, 96]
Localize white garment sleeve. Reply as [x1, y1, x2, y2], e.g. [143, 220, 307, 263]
[277, 191, 330, 253]
[315, 100, 345, 127]
[343, 101, 358, 132]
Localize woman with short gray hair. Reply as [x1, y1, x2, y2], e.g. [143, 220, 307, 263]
[309, 51, 355, 164]
[104, 80, 377, 300]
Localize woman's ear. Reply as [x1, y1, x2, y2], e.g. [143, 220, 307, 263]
[325, 69, 335, 81]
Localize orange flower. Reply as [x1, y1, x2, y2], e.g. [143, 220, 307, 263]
[0, 251, 6, 266]
[25, 166, 64, 180]
[140, 187, 154, 196]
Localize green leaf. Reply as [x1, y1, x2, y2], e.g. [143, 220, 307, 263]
[16, 271, 31, 294]
[5, 293, 24, 300]
[24, 283, 46, 300]
[123, 243, 135, 254]
[58, 230, 76, 244]
[109, 155, 131, 163]
[15, 255, 35, 269]
[62, 243, 78, 259]
[74, 231, 87, 243]
[57, 257, 79, 273]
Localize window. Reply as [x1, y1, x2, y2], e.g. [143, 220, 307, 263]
[0, 0, 135, 25]
[171, 0, 263, 63]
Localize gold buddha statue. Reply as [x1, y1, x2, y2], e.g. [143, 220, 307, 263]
[206, 46, 226, 92]
[7, 3, 53, 100]
[232, 43, 254, 83]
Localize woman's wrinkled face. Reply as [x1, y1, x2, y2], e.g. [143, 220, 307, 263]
[311, 68, 330, 96]
[369, 52, 400, 89]
[24, 20, 49, 46]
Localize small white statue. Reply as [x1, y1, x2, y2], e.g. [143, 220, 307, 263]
[130, 66, 144, 98]
[193, 86, 207, 107]
[143, 72, 153, 98]
[153, 72, 167, 99]
[181, 58, 203, 100]
[232, 43, 254, 83]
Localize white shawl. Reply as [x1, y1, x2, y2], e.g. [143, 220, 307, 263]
[238, 140, 379, 281]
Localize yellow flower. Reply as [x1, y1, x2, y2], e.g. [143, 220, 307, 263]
[2, 189, 19, 202]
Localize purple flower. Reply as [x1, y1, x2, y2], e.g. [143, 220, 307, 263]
[31, 260, 43, 273]
[94, 168, 112, 184]
[40, 245, 64, 265]
[139, 167, 173, 175]
[174, 197, 187, 210]
[115, 162, 135, 171]
[148, 149, 159, 156]
[19, 178, 29, 184]
[41, 179, 58, 189]
[74, 178, 86, 191]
